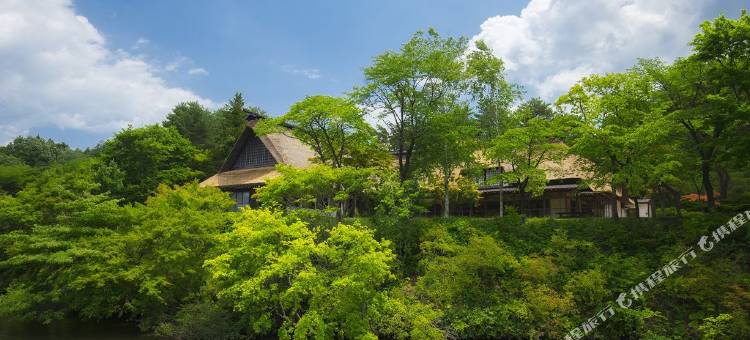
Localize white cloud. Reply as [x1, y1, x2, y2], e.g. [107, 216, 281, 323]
[0, 0, 213, 144]
[188, 67, 209, 76]
[281, 64, 321, 79]
[164, 55, 189, 72]
[472, 0, 739, 102]
[132, 36, 149, 50]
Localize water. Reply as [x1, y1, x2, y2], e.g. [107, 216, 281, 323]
[0, 319, 161, 340]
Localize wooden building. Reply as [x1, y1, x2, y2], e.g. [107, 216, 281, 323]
[201, 114, 651, 217]
[199, 113, 316, 208]
[460, 156, 652, 218]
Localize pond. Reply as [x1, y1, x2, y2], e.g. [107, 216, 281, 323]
[0, 319, 161, 340]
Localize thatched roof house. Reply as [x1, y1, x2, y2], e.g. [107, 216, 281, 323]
[199, 114, 316, 206]
[201, 114, 649, 217]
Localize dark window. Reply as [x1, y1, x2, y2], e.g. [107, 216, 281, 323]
[233, 135, 276, 169]
[478, 167, 503, 187]
[229, 191, 252, 208]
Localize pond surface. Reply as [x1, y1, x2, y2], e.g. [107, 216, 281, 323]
[0, 319, 161, 340]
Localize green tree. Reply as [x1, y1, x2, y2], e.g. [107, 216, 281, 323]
[516, 97, 556, 123]
[164, 101, 212, 149]
[356, 29, 467, 182]
[415, 227, 575, 339]
[414, 103, 479, 217]
[0, 163, 35, 194]
[0, 182, 232, 329]
[256, 95, 379, 168]
[490, 101, 568, 214]
[205, 209, 398, 339]
[0, 135, 81, 167]
[649, 12, 750, 207]
[114, 183, 233, 329]
[691, 10, 750, 172]
[0, 161, 132, 322]
[557, 65, 670, 217]
[0, 159, 120, 232]
[255, 164, 376, 219]
[465, 40, 521, 216]
[98, 125, 204, 202]
[209, 92, 267, 170]
[466, 40, 522, 141]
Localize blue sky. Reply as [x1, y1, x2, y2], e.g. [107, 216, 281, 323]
[73, 0, 526, 116]
[1, 0, 747, 148]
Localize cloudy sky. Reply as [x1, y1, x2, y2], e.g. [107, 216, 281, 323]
[0, 0, 747, 148]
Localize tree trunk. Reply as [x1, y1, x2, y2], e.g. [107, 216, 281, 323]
[664, 184, 682, 217]
[701, 160, 715, 210]
[443, 172, 450, 218]
[611, 180, 619, 218]
[353, 195, 359, 217]
[620, 184, 630, 218]
[498, 163, 504, 217]
[336, 183, 346, 221]
[499, 184, 504, 217]
[716, 165, 730, 201]
[443, 173, 451, 217]
[653, 186, 665, 218]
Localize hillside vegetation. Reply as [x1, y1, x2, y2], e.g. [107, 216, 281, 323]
[1, 11, 749, 340]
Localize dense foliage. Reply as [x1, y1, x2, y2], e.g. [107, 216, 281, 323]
[1, 11, 749, 340]
[1, 167, 748, 338]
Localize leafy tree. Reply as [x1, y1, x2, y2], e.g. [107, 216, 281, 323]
[466, 40, 522, 141]
[205, 209, 398, 339]
[691, 10, 750, 171]
[0, 135, 81, 167]
[490, 103, 568, 213]
[649, 12, 750, 208]
[699, 314, 736, 339]
[368, 286, 445, 339]
[0, 152, 24, 165]
[650, 59, 729, 210]
[516, 97, 556, 123]
[164, 101, 213, 149]
[255, 164, 376, 219]
[209, 92, 267, 170]
[415, 103, 479, 217]
[0, 182, 232, 329]
[256, 95, 380, 168]
[0, 163, 35, 194]
[0, 159, 122, 232]
[356, 29, 467, 182]
[0, 161, 132, 322]
[557, 65, 670, 217]
[415, 227, 576, 338]
[114, 183, 234, 329]
[98, 125, 204, 202]
[465, 41, 521, 216]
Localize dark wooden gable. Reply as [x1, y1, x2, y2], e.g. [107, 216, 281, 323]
[220, 127, 277, 172]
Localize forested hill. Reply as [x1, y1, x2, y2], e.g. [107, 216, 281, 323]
[1, 11, 750, 340]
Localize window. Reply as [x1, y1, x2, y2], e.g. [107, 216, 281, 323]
[233, 135, 276, 169]
[478, 167, 503, 187]
[230, 191, 251, 208]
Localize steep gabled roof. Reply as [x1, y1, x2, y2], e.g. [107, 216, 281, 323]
[200, 119, 316, 189]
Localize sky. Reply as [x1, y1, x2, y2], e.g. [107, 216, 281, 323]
[0, 0, 747, 149]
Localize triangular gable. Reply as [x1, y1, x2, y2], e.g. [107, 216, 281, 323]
[220, 126, 278, 172]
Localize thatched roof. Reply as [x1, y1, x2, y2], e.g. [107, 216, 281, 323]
[200, 166, 280, 188]
[261, 132, 317, 168]
[202, 121, 612, 195]
[200, 119, 316, 189]
[473, 151, 613, 193]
